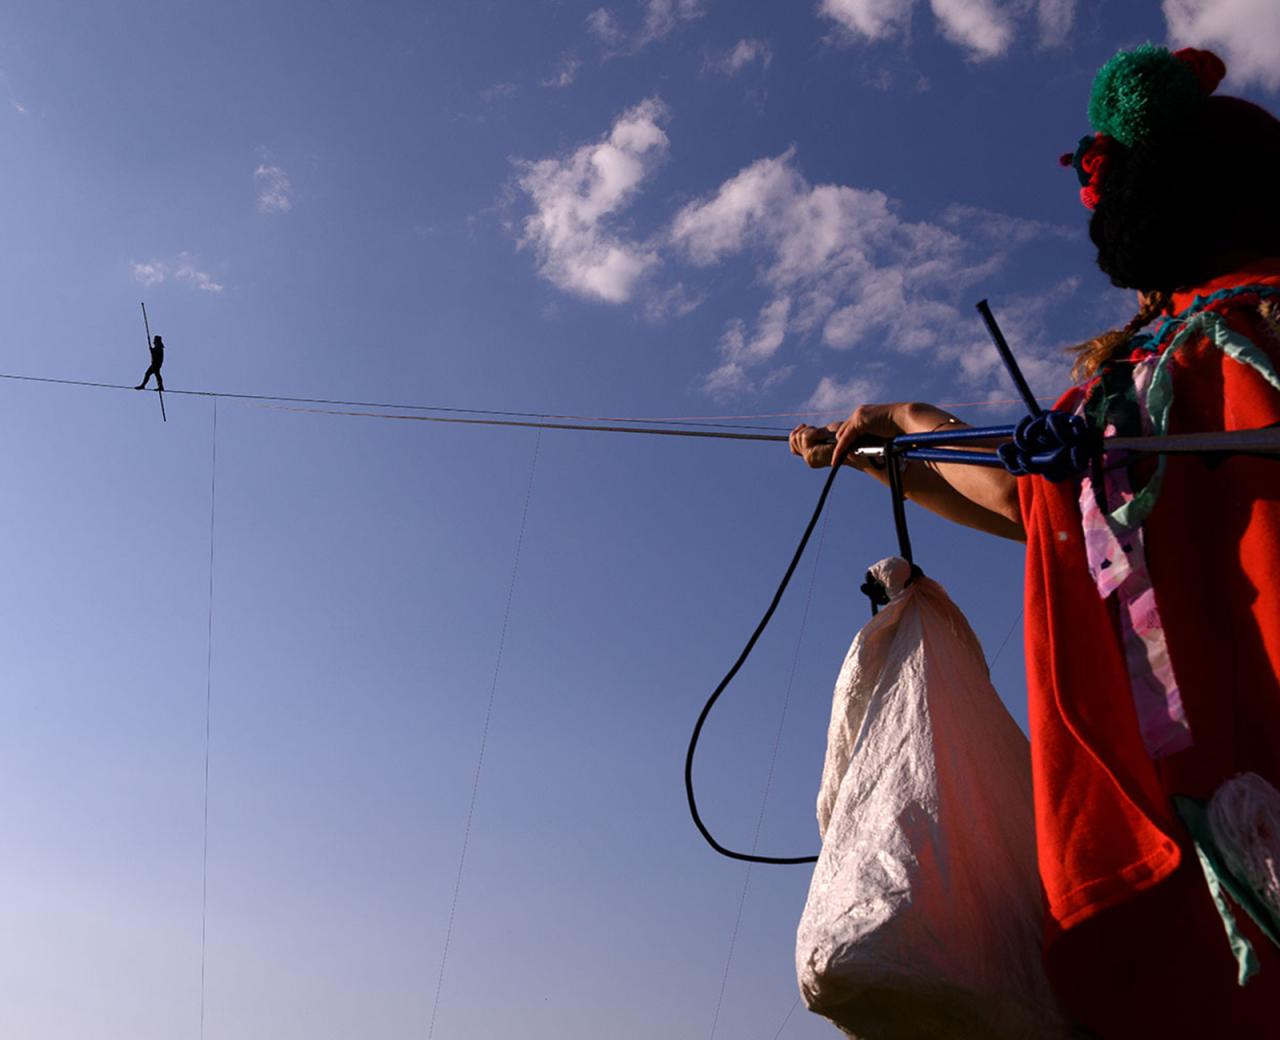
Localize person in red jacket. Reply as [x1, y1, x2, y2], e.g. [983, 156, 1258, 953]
[791, 45, 1280, 1037]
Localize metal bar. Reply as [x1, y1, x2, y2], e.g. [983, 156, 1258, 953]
[901, 447, 1006, 466]
[976, 300, 1043, 416]
[891, 423, 1017, 447]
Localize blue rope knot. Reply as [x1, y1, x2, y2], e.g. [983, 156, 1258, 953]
[997, 410, 1097, 481]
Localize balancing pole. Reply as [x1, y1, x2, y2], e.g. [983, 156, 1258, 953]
[140, 301, 166, 422]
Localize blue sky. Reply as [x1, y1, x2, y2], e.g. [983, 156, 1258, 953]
[1, 1, 1278, 1037]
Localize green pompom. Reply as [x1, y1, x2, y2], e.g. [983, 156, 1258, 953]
[1088, 43, 1203, 147]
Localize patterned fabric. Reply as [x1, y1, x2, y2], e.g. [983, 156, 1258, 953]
[1067, 285, 1280, 760]
[1076, 356, 1190, 757]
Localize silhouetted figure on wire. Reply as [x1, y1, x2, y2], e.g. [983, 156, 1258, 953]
[135, 334, 165, 391]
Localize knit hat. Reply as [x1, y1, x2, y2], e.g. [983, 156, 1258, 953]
[1062, 45, 1226, 210]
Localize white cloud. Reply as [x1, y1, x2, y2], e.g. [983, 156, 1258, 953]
[704, 296, 791, 395]
[175, 254, 224, 293]
[819, 0, 1073, 60]
[669, 149, 803, 266]
[640, 0, 706, 44]
[1036, 0, 1075, 47]
[930, 0, 1014, 58]
[131, 262, 167, 288]
[670, 148, 1070, 399]
[704, 360, 750, 397]
[589, 1, 705, 53]
[517, 98, 668, 303]
[254, 164, 292, 214]
[934, 277, 1079, 404]
[819, 0, 913, 41]
[587, 8, 624, 47]
[131, 254, 224, 293]
[1163, 0, 1280, 92]
[804, 375, 883, 413]
[709, 38, 773, 75]
[644, 281, 705, 321]
[941, 203, 1074, 246]
[544, 56, 581, 88]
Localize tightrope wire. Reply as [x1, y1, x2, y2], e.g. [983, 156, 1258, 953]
[0, 370, 788, 434]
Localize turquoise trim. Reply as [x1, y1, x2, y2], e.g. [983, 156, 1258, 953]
[1147, 285, 1280, 350]
[1100, 292, 1280, 531]
[1191, 841, 1259, 986]
[1174, 794, 1280, 986]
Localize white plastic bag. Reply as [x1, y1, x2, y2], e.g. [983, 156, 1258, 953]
[795, 557, 1069, 1039]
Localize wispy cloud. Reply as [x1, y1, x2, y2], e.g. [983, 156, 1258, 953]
[481, 81, 520, 102]
[644, 281, 705, 321]
[544, 55, 581, 89]
[512, 102, 1071, 403]
[1036, 0, 1075, 47]
[131, 254, 224, 294]
[640, 0, 706, 44]
[175, 254, 225, 292]
[704, 296, 790, 395]
[707, 38, 773, 75]
[516, 98, 669, 304]
[131, 262, 167, 288]
[932, 276, 1079, 400]
[589, 0, 706, 54]
[804, 374, 883, 413]
[254, 163, 292, 214]
[819, 0, 1075, 60]
[587, 7, 625, 48]
[670, 147, 1070, 399]
[1163, 0, 1280, 91]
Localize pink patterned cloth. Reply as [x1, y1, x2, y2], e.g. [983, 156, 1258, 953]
[1076, 369, 1192, 759]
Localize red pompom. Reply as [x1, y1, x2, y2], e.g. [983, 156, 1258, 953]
[1080, 185, 1100, 210]
[1081, 150, 1110, 177]
[1174, 47, 1226, 95]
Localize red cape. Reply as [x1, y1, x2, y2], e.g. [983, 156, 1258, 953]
[1020, 261, 1280, 1033]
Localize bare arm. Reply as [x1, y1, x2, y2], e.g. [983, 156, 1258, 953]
[790, 402, 1025, 542]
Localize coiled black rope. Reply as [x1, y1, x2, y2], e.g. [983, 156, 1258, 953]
[683, 453, 852, 864]
[685, 437, 925, 865]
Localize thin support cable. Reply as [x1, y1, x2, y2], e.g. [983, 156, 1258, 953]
[769, 997, 801, 1039]
[266, 405, 789, 443]
[708, 515, 829, 1040]
[427, 431, 542, 1040]
[199, 398, 218, 1039]
[987, 605, 1025, 672]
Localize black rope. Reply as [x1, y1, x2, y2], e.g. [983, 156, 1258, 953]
[706, 514, 828, 1038]
[683, 454, 849, 865]
[885, 444, 914, 566]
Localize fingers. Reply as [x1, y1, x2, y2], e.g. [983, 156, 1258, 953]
[832, 403, 898, 468]
[789, 425, 835, 468]
[789, 424, 807, 456]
